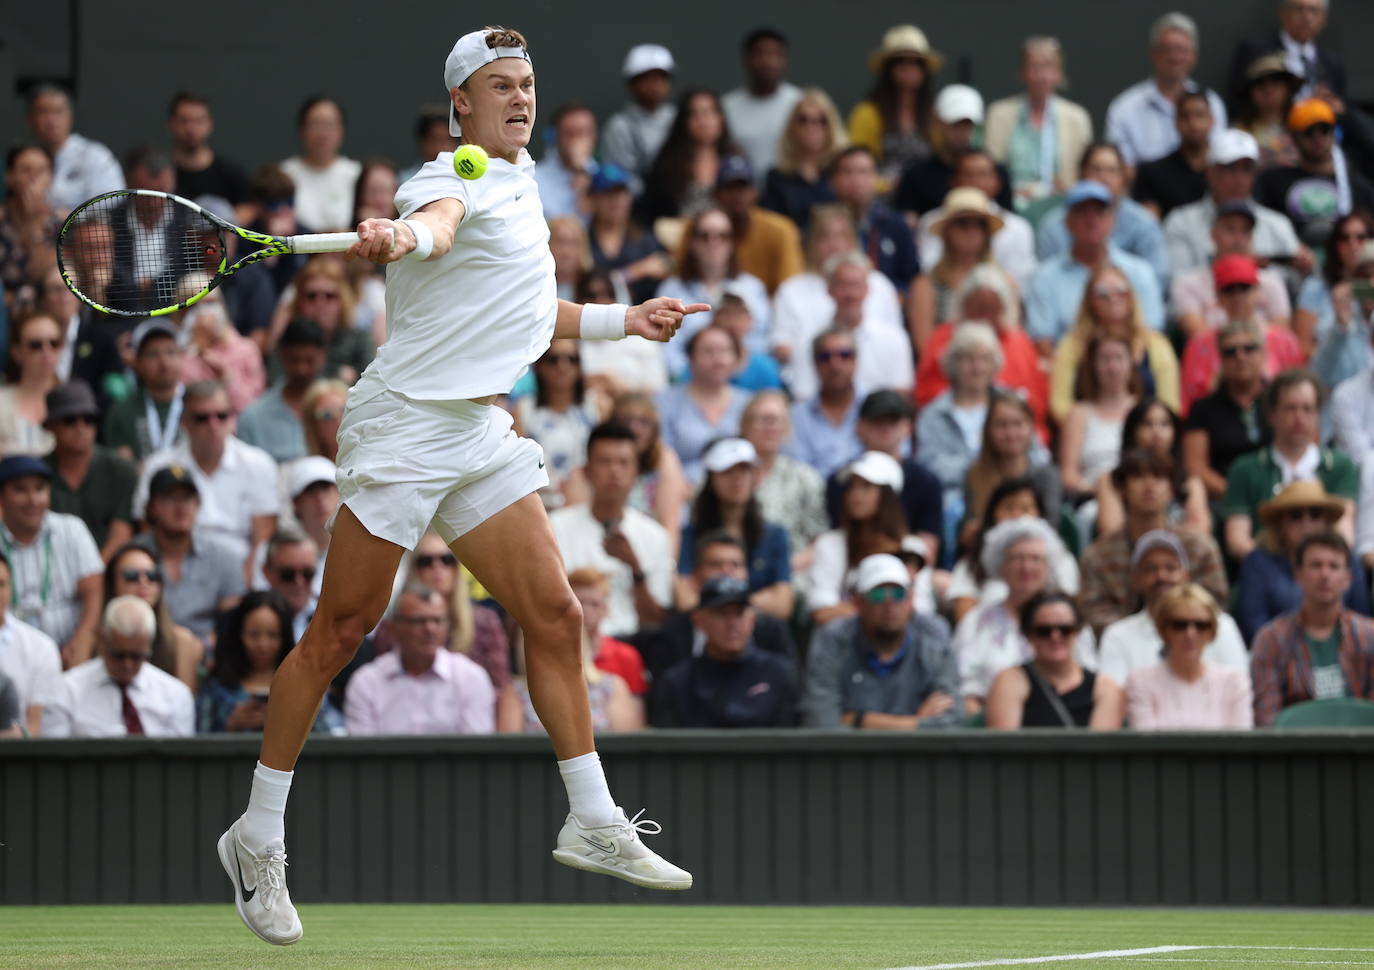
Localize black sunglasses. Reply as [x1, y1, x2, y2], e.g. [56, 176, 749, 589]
[1220, 342, 1261, 358]
[815, 349, 855, 363]
[1166, 618, 1214, 634]
[107, 650, 151, 662]
[190, 410, 232, 424]
[120, 568, 163, 584]
[277, 566, 317, 583]
[1030, 623, 1078, 639]
[416, 553, 458, 569]
[58, 414, 98, 427]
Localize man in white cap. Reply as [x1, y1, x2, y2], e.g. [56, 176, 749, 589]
[801, 554, 960, 729]
[217, 26, 701, 947]
[1164, 128, 1307, 275]
[894, 84, 1013, 218]
[1097, 529, 1247, 684]
[601, 43, 678, 180]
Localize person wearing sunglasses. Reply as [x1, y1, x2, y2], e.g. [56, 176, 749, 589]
[802, 553, 959, 729]
[1181, 318, 1274, 500]
[1172, 202, 1292, 340]
[261, 528, 321, 645]
[0, 312, 64, 457]
[1317, 235, 1374, 411]
[42, 595, 193, 738]
[985, 591, 1123, 730]
[104, 542, 202, 690]
[274, 257, 374, 386]
[1293, 211, 1373, 364]
[1257, 98, 1374, 247]
[1122, 582, 1253, 730]
[1099, 530, 1248, 685]
[516, 339, 607, 511]
[42, 380, 136, 562]
[1235, 480, 1371, 643]
[760, 89, 845, 230]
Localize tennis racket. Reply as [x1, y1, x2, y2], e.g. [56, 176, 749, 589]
[56, 189, 365, 317]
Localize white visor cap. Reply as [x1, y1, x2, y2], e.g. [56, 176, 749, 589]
[444, 30, 533, 137]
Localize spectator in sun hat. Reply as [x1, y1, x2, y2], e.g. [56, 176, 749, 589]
[602, 44, 678, 181]
[847, 25, 942, 187]
[42, 379, 137, 560]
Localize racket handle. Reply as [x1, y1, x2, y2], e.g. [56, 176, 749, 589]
[288, 232, 361, 254]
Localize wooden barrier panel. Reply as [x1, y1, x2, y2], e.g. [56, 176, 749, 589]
[3, 731, 1372, 906]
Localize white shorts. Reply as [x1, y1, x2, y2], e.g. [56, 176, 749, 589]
[335, 378, 548, 549]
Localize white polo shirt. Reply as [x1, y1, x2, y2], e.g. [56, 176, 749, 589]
[134, 437, 281, 562]
[43, 656, 194, 738]
[549, 504, 673, 638]
[369, 149, 557, 401]
[0, 512, 103, 647]
[0, 613, 63, 721]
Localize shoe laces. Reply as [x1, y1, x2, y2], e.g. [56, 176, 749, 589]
[253, 845, 289, 910]
[619, 808, 662, 842]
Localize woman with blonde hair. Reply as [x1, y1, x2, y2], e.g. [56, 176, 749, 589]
[1126, 583, 1253, 730]
[761, 89, 848, 229]
[1049, 264, 1179, 423]
[272, 257, 374, 384]
[300, 378, 348, 462]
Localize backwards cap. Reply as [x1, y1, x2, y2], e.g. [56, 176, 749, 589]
[443, 29, 533, 137]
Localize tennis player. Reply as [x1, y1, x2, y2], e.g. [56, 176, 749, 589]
[217, 26, 704, 945]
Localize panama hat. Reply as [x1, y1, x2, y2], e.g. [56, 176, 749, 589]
[868, 25, 944, 75]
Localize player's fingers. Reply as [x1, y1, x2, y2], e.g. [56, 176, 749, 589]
[683, 302, 712, 315]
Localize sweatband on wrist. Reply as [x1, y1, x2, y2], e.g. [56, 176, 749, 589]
[399, 219, 434, 261]
[579, 302, 628, 340]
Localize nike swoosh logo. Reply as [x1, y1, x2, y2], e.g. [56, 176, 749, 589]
[580, 834, 617, 853]
[515, 193, 524, 201]
[234, 847, 256, 903]
[537, 457, 545, 468]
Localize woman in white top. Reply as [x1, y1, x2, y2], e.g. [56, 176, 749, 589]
[515, 339, 606, 510]
[1125, 583, 1253, 730]
[952, 516, 1094, 713]
[1059, 334, 1136, 501]
[279, 97, 362, 231]
[0, 312, 61, 456]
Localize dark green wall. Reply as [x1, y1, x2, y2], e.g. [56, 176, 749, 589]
[4, 731, 1372, 906]
[3, 1, 1373, 172]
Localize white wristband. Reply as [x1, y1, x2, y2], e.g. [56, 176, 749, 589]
[579, 302, 628, 340]
[399, 219, 434, 261]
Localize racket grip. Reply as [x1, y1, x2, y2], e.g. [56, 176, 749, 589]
[288, 232, 361, 254]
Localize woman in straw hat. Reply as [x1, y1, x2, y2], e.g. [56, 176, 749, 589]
[1233, 53, 1302, 170]
[907, 186, 1011, 353]
[1234, 479, 1371, 642]
[847, 25, 941, 186]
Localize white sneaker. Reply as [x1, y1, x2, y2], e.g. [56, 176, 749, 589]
[552, 807, 693, 890]
[216, 819, 303, 945]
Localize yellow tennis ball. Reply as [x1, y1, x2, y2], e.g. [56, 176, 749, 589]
[453, 145, 489, 180]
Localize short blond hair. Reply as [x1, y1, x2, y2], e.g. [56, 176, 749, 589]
[1150, 583, 1219, 641]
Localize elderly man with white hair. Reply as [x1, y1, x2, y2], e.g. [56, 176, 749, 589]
[915, 322, 1005, 503]
[1104, 12, 1228, 167]
[42, 596, 195, 737]
[952, 517, 1096, 713]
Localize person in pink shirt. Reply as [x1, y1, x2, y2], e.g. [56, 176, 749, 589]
[1170, 202, 1291, 338]
[342, 583, 495, 735]
[178, 290, 266, 414]
[1125, 582, 1253, 730]
[1179, 254, 1302, 414]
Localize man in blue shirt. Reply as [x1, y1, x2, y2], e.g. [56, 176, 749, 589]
[801, 555, 960, 728]
[653, 576, 798, 727]
[828, 146, 919, 293]
[788, 328, 860, 476]
[1025, 181, 1165, 348]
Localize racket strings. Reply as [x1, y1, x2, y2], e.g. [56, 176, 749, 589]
[57, 193, 225, 315]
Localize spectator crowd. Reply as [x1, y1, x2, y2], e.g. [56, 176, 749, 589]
[5, 3, 1374, 739]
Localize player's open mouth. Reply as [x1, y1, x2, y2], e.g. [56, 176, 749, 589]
[506, 115, 529, 129]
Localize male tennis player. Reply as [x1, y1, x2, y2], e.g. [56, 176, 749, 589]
[217, 26, 704, 945]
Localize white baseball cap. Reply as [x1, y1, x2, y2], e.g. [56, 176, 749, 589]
[1208, 128, 1259, 166]
[935, 84, 984, 125]
[844, 451, 904, 492]
[622, 44, 675, 79]
[702, 437, 758, 474]
[852, 554, 912, 594]
[443, 29, 533, 137]
[285, 455, 338, 500]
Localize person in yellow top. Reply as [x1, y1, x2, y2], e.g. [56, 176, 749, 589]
[713, 154, 805, 294]
[848, 25, 941, 189]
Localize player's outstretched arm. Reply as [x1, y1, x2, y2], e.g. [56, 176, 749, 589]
[554, 297, 711, 343]
[346, 198, 467, 264]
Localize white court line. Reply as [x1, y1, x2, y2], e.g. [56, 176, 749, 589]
[886, 945, 1374, 970]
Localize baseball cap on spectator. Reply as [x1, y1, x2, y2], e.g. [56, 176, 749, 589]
[934, 84, 983, 125]
[589, 163, 632, 194]
[285, 456, 338, 500]
[1208, 129, 1259, 166]
[444, 29, 533, 136]
[1128, 529, 1189, 573]
[148, 465, 199, 499]
[1214, 200, 1257, 227]
[131, 319, 179, 353]
[898, 534, 931, 570]
[45, 381, 99, 423]
[696, 575, 752, 610]
[716, 155, 754, 187]
[0, 455, 51, 488]
[844, 451, 904, 492]
[702, 437, 758, 474]
[193, 195, 235, 224]
[858, 389, 915, 422]
[1213, 254, 1258, 289]
[622, 44, 675, 79]
[279, 318, 327, 348]
[852, 554, 912, 594]
[1064, 180, 1113, 209]
[1287, 97, 1337, 133]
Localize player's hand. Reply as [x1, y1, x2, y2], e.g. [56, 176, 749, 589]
[347, 218, 411, 264]
[625, 298, 711, 342]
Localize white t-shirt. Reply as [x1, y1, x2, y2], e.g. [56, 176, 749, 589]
[721, 83, 803, 181]
[549, 504, 673, 637]
[280, 156, 363, 231]
[0, 614, 62, 721]
[1097, 609, 1249, 685]
[368, 150, 557, 401]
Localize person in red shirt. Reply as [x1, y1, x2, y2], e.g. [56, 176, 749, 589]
[568, 566, 647, 696]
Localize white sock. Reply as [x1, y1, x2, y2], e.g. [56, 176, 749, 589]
[557, 751, 616, 827]
[239, 761, 294, 850]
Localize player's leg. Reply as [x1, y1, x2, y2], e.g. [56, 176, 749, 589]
[220, 504, 405, 945]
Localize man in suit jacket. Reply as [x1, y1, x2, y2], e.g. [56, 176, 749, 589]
[1228, 0, 1345, 108]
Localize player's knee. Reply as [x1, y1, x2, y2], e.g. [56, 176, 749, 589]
[298, 608, 376, 675]
[524, 586, 583, 642]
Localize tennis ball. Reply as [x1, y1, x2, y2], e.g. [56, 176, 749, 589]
[453, 145, 489, 180]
